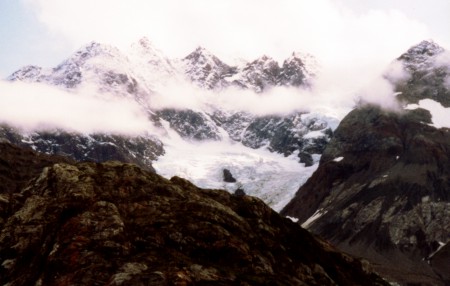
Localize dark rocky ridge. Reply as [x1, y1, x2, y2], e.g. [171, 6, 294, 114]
[155, 109, 222, 141]
[0, 124, 163, 172]
[282, 105, 450, 285]
[0, 142, 388, 285]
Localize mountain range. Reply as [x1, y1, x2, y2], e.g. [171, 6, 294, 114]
[2, 37, 335, 210]
[5, 37, 330, 166]
[1, 38, 449, 285]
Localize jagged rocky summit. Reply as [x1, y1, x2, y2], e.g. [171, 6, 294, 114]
[395, 40, 450, 107]
[282, 40, 450, 286]
[0, 142, 388, 285]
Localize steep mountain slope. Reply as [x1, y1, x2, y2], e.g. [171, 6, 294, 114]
[282, 40, 450, 285]
[0, 142, 389, 285]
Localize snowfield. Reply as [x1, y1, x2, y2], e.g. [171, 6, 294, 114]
[153, 122, 320, 212]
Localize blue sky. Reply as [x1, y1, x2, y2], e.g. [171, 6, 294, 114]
[0, 1, 70, 77]
[1, 0, 449, 78]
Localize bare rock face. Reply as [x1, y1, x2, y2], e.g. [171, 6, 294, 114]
[223, 168, 237, 183]
[282, 105, 450, 286]
[0, 125, 163, 172]
[0, 143, 388, 285]
[182, 47, 237, 90]
[396, 40, 450, 107]
[429, 242, 450, 282]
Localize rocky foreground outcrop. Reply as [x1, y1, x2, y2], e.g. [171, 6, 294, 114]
[0, 142, 388, 285]
[282, 105, 450, 285]
[0, 142, 73, 225]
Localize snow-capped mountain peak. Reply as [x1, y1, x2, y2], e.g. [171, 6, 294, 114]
[182, 46, 236, 89]
[229, 55, 281, 92]
[407, 40, 444, 57]
[128, 37, 178, 88]
[398, 40, 445, 69]
[248, 55, 278, 68]
[8, 42, 127, 87]
[185, 46, 220, 62]
[49, 41, 129, 88]
[231, 52, 318, 91]
[8, 65, 43, 82]
[135, 37, 155, 50]
[287, 52, 318, 78]
[395, 40, 450, 107]
[68, 41, 121, 62]
[279, 52, 317, 87]
[130, 37, 173, 68]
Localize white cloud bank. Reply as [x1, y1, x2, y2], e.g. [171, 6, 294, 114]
[6, 0, 448, 132]
[149, 59, 412, 119]
[0, 80, 151, 134]
[26, 0, 429, 72]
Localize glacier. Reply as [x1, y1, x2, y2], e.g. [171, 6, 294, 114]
[154, 120, 321, 212]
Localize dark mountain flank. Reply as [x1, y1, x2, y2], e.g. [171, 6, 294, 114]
[282, 105, 450, 285]
[0, 142, 388, 285]
[282, 40, 450, 286]
[0, 124, 163, 172]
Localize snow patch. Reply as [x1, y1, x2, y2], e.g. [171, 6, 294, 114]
[427, 241, 448, 260]
[421, 196, 430, 203]
[286, 216, 299, 223]
[405, 99, 450, 128]
[301, 209, 326, 228]
[303, 130, 325, 139]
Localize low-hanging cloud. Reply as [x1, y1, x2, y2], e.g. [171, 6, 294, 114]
[0, 80, 152, 134]
[147, 54, 416, 119]
[18, 0, 440, 120]
[353, 60, 412, 110]
[150, 78, 353, 120]
[434, 50, 450, 67]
